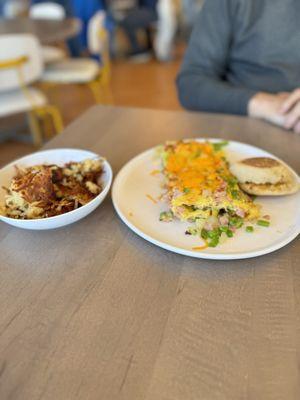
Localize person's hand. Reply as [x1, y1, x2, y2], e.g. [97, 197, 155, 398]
[248, 92, 289, 127]
[279, 88, 300, 134]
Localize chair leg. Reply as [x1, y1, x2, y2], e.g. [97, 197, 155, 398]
[27, 111, 43, 147]
[27, 105, 63, 147]
[103, 85, 114, 105]
[87, 80, 103, 104]
[37, 81, 63, 111]
[44, 105, 64, 135]
[87, 80, 114, 105]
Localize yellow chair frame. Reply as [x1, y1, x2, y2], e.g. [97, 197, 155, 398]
[41, 26, 113, 105]
[0, 55, 63, 147]
[87, 26, 113, 104]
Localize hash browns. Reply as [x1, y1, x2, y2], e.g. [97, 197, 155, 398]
[1, 158, 104, 219]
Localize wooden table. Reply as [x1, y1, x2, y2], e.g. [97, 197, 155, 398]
[0, 106, 299, 400]
[0, 17, 80, 44]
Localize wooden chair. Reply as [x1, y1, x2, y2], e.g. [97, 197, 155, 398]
[40, 14, 112, 105]
[0, 34, 63, 147]
[29, 2, 67, 64]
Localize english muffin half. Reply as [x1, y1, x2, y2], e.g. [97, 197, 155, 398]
[230, 157, 299, 196]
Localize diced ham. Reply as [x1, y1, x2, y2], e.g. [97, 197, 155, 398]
[235, 209, 245, 218]
[219, 215, 229, 226]
[172, 188, 183, 199]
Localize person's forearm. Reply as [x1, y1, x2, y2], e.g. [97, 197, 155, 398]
[176, 73, 257, 115]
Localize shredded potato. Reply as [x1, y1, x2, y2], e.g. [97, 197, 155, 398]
[1, 159, 104, 220]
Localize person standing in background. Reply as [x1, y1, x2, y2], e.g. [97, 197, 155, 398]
[71, 0, 105, 55]
[177, 0, 300, 134]
[30, 0, 83, 56]
[106, 0, 158, 61]
[31, 0, 106, 57]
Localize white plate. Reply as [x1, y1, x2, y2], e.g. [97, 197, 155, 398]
[112, 139, 300, 260]
[0, 148, 113, 230]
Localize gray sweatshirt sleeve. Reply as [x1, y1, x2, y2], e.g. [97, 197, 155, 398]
[176, 0, 257, 115]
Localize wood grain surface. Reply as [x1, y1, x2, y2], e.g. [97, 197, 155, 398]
[0, 17, 80, 44]
[0, 106, 299, 400]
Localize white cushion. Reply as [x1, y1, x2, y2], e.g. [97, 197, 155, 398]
[30, 3, 66, 20]
[42, 59, 100, 83]
[0, 35, 43, 92]
[88, 11, 106, 55]
[0, 88, 47, 118]
[42, 46, 66, 64]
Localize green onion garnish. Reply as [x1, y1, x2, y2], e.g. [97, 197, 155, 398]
[193, 150, 202, 158]
[219, 226, 228, 233]
[229, 216, 243, 228]
[201, 229, 209, 240]
[257, 220, 270, 227]
[230, 190, 240, 199]
[207, 229, 219, 239]
[226, 229, 234, 238]
[246, 226, 254, 233]
[208, 238, 219, 247]
[159, 211, 174, 222]
[226, 177, 238, 188]
[213, 141, 229, 151]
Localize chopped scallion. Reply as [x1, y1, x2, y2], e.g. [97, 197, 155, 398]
[159, 211, 174, 222]
[226, 229, 234, 238]
[213, 141, 229, 151]
[257, 220, 270, 227]
[201, 229, 209, 240]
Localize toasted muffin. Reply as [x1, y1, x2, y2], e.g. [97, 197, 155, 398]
[230, 157, 299, 196]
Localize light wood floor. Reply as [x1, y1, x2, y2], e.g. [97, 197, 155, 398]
[0, 55, 182, 167]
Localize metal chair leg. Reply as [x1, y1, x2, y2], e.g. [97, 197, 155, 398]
[87, 80, 103, 104]
[27, 104, 63, 147]
[27, 111, 43, 147]
[44, 105, 64, 135]
[87, 80, 114, 105]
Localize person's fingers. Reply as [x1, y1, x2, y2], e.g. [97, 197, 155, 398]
[267, 113, 285, 127]
[280, 88, 300, 114]
[284, 102, 300, 129]
[294, 120, 300, 134]
[278, 92, 290, 99]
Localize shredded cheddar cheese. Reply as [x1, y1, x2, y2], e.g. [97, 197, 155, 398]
[150, 169, 161, 176]
[164, 142, 227, 193]
[192, 244, 208, 251]
[146, 194, 158, 204]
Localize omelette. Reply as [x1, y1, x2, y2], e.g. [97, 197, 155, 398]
[159, 140, 261, 248]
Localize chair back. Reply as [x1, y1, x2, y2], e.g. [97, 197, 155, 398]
[3, 0, 29, 18]
[0, 34, 43, 93]
[154, 0, 177, 61]
[30, 2, 66, 20]
[87, 12, 111, 84]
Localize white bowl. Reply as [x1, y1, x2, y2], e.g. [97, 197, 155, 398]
[0, 148, 113, 230]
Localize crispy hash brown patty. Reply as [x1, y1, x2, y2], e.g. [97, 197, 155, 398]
[1, 159, 104, 219]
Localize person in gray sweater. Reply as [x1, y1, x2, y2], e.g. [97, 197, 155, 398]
[177, 0, 300, 133]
